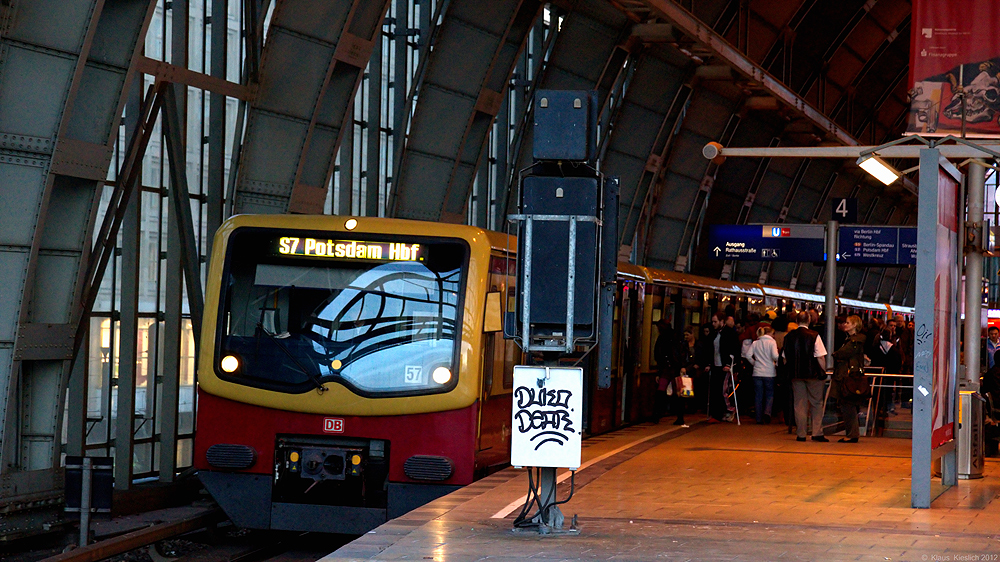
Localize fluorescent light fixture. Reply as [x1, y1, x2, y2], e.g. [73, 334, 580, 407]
[857, 153, 900, 185]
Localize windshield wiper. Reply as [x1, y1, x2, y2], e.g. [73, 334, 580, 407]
[257, 323, 326, 391]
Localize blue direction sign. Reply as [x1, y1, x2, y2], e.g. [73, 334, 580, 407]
[709, 224, 825, 261]
[838, 226, 917, 266]
[898, 227, 917, 265]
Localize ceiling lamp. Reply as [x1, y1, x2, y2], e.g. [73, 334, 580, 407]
[856, 153, 900, 185]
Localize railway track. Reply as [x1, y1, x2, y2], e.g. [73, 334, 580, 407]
[161, 530, 349, 562]
[30, 510, 352, 562]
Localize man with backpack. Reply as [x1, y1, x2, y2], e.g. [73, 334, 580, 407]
[782, 311, 829, 442]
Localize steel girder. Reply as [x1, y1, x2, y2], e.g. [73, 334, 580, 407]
[390, 0, 542, 222]
[232, 0, 391, 215]
[644, 88, 743, 273]
[642, 0, 858, 148]
[0, 0, 156, 521]
[598, 42, 692, 257]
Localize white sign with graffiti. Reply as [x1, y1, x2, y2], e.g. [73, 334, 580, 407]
[510, 366, 583, 469]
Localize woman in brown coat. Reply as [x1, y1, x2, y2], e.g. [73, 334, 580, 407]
[831, 315, 867, 443]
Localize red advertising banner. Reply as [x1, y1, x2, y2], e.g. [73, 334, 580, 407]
[908, 0, 1000, 137]
[931, 168, 958, 448]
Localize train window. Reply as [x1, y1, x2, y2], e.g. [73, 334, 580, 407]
[487, 255, 517, 390]
[484, 292, 502, 332]
[216, 228, 468, 396]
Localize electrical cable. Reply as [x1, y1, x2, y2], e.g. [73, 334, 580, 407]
[512, 468, 577, 529]
[512, 467, 542, 528]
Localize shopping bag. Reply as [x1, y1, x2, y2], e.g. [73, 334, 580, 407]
[675, 375, 694, 397]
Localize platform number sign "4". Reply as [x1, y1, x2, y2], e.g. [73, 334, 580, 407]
[832, 198, 857, 223]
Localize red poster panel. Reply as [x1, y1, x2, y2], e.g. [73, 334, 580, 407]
[908, 0, 1000, 137]
[931, 169, 958, 448]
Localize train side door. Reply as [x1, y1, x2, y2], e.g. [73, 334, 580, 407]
[476, 256, 516, 474]
[621, 282, 644, 424]
[589, 280, 625, 434]
[614, 283, 641, 427]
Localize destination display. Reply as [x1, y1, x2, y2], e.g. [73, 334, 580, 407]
[838, 226, 916, 266]
[276, 237, 426, 262]
[708, 224, 825, 262]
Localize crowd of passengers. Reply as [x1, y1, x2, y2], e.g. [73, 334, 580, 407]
[653, 308, 914, 444]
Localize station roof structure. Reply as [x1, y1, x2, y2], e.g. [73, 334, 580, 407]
[0, 0, 927, 538]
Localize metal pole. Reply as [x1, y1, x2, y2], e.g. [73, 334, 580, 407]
[565, 216, 576, 353]
[521, 217, 533, 351]
[537, 466, 560, 531]
[966, 161, 985, 389]
[536, 370, 562, 532]
[79, 457, 92, 547]
[826, 221, 838, 369]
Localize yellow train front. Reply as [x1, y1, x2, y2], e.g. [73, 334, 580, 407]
[194, 215, 515, 534]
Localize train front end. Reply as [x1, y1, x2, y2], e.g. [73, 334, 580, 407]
[194, 215, 491, 534]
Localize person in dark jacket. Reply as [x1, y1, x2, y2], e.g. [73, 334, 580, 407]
[678, 325, 700, 424]
[783, 311, 829, 442]
[653, 320, 679, 424]
[982, 350, 1000, 418]
[872, 328, 901, 374]
[832, 315, 868, 443]
[694, 323, 713, 414]
[705, 312, 740, 422]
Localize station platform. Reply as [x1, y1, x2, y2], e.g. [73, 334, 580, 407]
[320, 416, 1000, 561]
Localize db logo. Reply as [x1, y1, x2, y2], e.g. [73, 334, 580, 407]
[323, 418, 344, 433]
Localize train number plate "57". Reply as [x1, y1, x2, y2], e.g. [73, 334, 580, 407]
[323, 418, 345, 433]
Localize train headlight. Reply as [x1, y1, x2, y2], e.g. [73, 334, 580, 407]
[221, 355, 240, 373]
[345, 218, 358, 230]
[432, 366, 452, 385]
[331, 359, 343, 370]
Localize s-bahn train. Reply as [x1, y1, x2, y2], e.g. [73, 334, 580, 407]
[194, 214, 912, 533]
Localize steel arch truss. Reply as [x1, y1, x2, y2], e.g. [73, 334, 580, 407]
[391, 0, 542, 222]
[233, 0, 391, 215]
[0, 0, 156, 520]
[504, 0, 632, 211]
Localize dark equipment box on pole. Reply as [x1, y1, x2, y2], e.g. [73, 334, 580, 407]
[532, 90, 598, 162]
[518, 175, 600, 338]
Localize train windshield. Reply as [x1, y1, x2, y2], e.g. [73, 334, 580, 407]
[217, 228, 467, 396]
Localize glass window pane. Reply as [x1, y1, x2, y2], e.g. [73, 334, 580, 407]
[87, 317, 112, 446]
[135, 318, 157, 440]
[176, 438, 193, 469]
[134, 442, 152, 476]
[179, 319, 197, 434]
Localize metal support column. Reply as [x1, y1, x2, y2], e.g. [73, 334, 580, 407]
[207, 0, 229, 250]
[113, 158, 142, 490]
[158, 0, 190, 483]
[475, 142, 490, 227]
[958, 161, 986, 480]
[392, 0, 409, 172]
[366, 32, 383, 217]
[826, 221, 837, 369]
[965, 161, 985, 388]
[536, 466, 563, 530]
[912, 148, 940, 508]
[340, 109, 355, 215]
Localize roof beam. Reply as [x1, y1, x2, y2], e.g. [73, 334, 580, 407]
[641, 0, 857, 146]
[715, 145, 1000, 159]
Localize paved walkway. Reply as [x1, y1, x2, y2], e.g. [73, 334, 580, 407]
[321, 417, 1000, 561]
